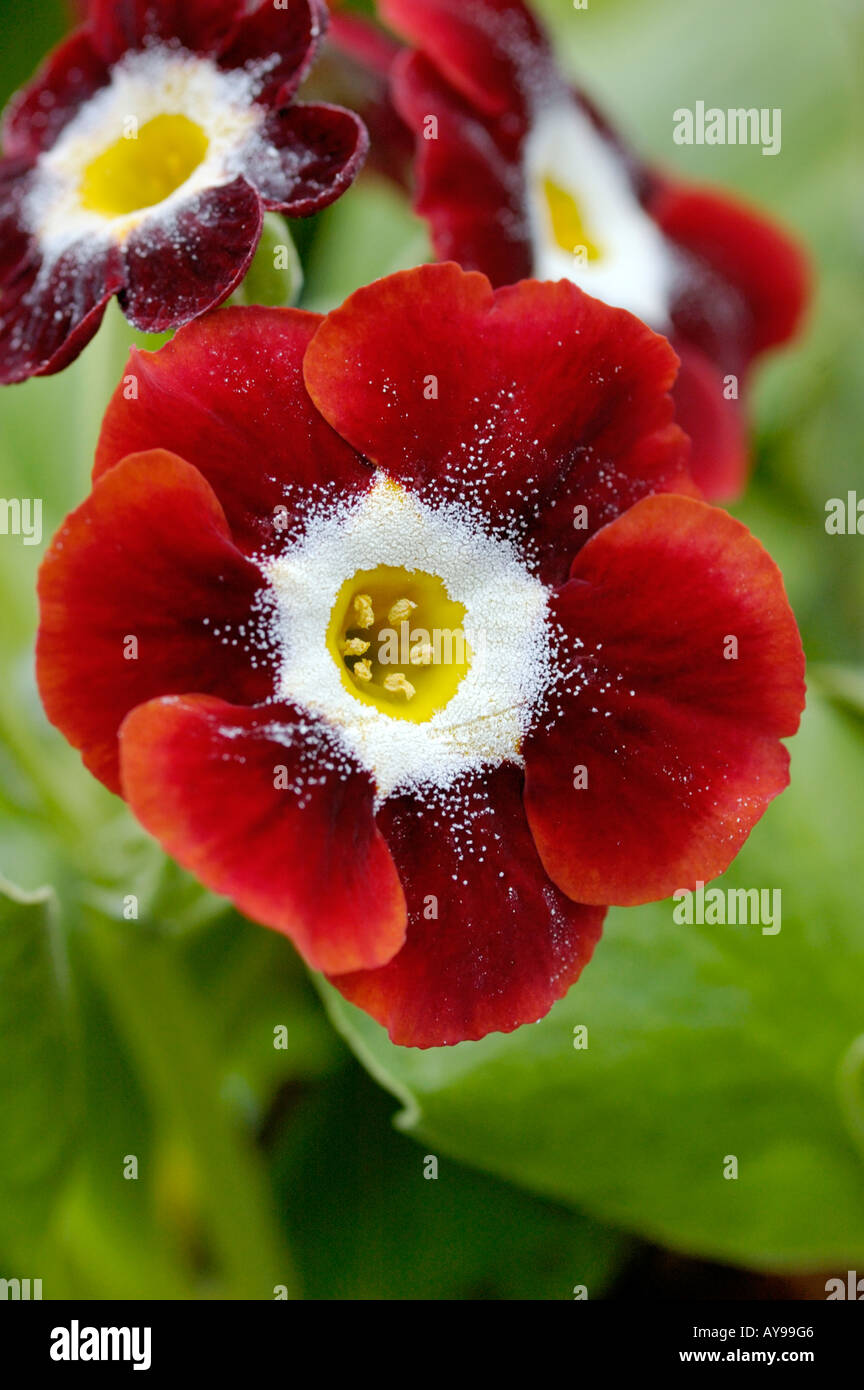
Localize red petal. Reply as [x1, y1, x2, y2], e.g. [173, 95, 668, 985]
[329, 12, 404, 76]
[330, 765, 605, 1047]
[217, 0, 328, 106]
[87, 0, 243, 63]
[303, 263, 694, 578]
[1, 29, 110, 160]
[118, 176, 262, 334]
[650, 179, 810, 366]
[379, 0, 553, 118]
[672, 339, 748, 502]
[0, 238, 125, 385]
[0, 157, 35, 283]
[37, 450, 272, 795]
[120, 694, 407, 974]
[95, 306, 371, 554]
[523, 495, 806, 907]
[392, 51, 532, 287]
[250, 102, 368, 216]
[524, 420, 696, 586]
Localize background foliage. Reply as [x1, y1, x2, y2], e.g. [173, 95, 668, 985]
[0, 0, 861, 1298]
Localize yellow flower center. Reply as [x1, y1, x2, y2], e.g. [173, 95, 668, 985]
[543, 176, 603, 261]
[79, 113, 210, 217]
[326, 566, 470, 723]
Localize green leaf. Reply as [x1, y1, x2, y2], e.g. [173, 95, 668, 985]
[270, 1059, 629, 1300]
[0, 876, 79, 1246]
[300, 178, 431, 313]
[80, 916, 297, 1299]
[323, 694, 864, 1269]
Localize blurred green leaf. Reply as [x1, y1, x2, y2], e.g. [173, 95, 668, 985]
[323, 693, 864, 1269]
[270, 1059, 629, 1300]
[81, 915, 298, 1298]
[0, 876, 79, 1246]
[301, 176, 431, 313]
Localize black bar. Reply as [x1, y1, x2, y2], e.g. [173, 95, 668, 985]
[0, 1298, 859, 1374]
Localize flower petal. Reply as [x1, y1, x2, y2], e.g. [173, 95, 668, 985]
[249, 102, 368, 217]
[217, 0, 328, 106]
[379, 0, 552, 118]
[649, 178, 810, 367]
[87, 0, 243, 63]
[0, 237, 125, 385]
[303, 262, 693, 578]
[0, 156, 35, 283]
[37, 450, 272, 795]
[120, 694, 407, 974]
[392, 51, 532, 286]
[330, 765, 605, 1047]
[1, 29, 110, 160]
[95, 306, 372, 553]
[118, 176, 262, 334]
[672, 339, 748, 502]
[523, 495, 806, 907]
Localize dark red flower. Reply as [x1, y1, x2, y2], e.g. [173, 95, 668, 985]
[37, 264, 804, 1046]
[0, 0, 368, 383]
[376, 0, 810, 500]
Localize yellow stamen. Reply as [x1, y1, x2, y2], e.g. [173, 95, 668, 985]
[387, 597, 416, 625]
[383, 673, 416, 700]
[352, 594, 375, 629]
[409, 642, 434, 666]
[326, 565, 470, 722]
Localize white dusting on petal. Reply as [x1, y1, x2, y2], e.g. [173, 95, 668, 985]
[24, 46, 273, 258]
[524, 99, 676, 329]
[261, 474, 554, 803]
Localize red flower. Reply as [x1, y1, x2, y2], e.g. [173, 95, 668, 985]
[37, 264, 804, 1047]
[375, 0, 810, 501]
[0, 0, 368, 384]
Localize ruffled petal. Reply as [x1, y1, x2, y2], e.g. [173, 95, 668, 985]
[303, 262, 693, 577]
[118, 175, 262, 334]
[650, 179, 810, 367]
[95, 306, 372, 553]
[216, 0, 328, 107]
[120, 694, 407, 974]
[392, 51, 533, 286]
[37, 450, 272, 795]
[330, 765, 605, 1047]
[671, 339, 748, 502]
[523, 495, 806, 907]
[247, 102, 368, 217]
[1, 29, 110, 160]
[379, 0, 553, 118]
[0, 237, 125, 385]
[87, 0, 244, 63]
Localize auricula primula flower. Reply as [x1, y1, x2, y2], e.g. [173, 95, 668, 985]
[376, 0, 810, 500]
[0, 0, 368, 383]
[37, 264, 805, 1047]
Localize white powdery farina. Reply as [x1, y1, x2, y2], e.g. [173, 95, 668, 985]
[523, 98, 675, 329]
[24, 46, 272, 259]
[260, 474, 554, 803]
